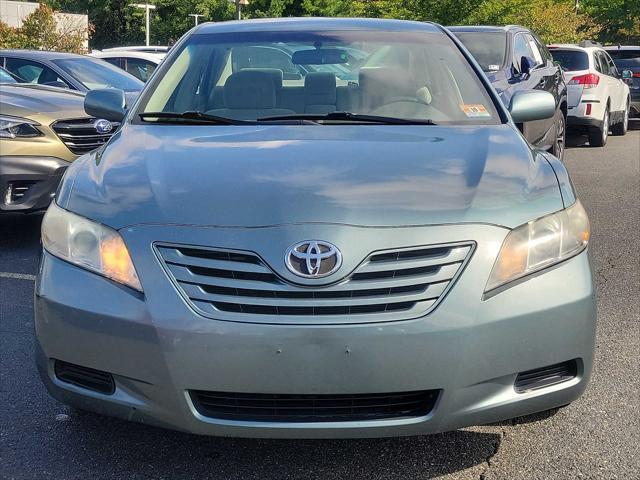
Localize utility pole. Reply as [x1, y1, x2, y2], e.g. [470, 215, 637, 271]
[132, 3, 156, 46]
[188, 13, 205, 26]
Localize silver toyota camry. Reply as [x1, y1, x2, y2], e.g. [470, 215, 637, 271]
[36, 18, 596, 438]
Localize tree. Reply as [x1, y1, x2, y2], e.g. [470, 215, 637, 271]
[466, 0, 598, 43]
[0, 5, 89, 53]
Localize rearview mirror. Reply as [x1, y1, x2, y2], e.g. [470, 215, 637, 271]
[84, 88, 127, 122]
[291, 49, 350, 65]
[621, 69, 634, 85]
[508, 90, 556, 123]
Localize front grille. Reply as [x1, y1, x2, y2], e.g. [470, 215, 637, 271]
[514, 360, 578, 393]
[54, 360, 115, 395]
[155, 241, 474, 325]
[190, 390, 439, 422]
[51, 118, 119, 155]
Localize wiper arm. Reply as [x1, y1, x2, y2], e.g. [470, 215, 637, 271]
[257, 111, 437, 125]
[139, 111, 249, 125]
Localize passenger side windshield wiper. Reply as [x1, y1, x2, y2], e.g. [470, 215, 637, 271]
[257, 112, 437, 125]
[139, 111, 249, 125]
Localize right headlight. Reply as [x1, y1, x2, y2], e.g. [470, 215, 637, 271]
[0, 115, 41, 138]
[485, 200, 590, 293]
[42, 202, 142, 292]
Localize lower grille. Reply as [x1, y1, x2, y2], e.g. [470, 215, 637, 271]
[51, 118, 118, 155]
[514, 360, 578, 393]
[54, 360, 115, 395]
[190, 390, 439, 422]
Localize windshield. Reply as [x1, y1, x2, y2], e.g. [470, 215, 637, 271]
[52, 57, 143, 91]
[138, 29, 499, 125]
[452, 32, 507, 72]
[549, 49, 589, 71]
[0, 67, 17, 83]
[606, 49, 640, 69]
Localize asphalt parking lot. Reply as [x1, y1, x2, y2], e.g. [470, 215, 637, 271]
[1, 125, 638, 480]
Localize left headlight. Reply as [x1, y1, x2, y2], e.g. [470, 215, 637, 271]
[485, 200, 590, 293]
[42, 202, 143, 292]
[0, 115, 41, 138]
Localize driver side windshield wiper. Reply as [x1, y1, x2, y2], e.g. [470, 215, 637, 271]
[257, 111, 437, 125]
[139, 111, 249, 125]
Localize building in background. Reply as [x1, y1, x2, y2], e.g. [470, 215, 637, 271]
[0, 1, 89, 48]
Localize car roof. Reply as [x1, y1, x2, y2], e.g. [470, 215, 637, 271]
[103, 46, 169, 52]
[195, 17, 442, 35]
[547, 44, 600, 52]
[603, 45, 640, 51]
[0, 49, 90, 61]
[91, 50, 164, 62]
[447, 25, 527, 34]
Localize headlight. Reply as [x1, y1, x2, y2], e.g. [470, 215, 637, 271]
[0, 115, 41, 138]
[485, 201, 590, 293]
[42, 202, 142, 292]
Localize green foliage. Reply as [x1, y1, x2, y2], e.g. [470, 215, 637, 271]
[0, 4, 89, 53]
[43, 0, 640, 48]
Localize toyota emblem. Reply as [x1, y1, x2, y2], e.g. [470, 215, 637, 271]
[285, 240, 342, 278]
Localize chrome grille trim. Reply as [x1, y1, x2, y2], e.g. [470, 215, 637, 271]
[155, 241, 475, 325]
[51, 118, 119, 155]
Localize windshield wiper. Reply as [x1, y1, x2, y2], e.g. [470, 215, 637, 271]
[139, 111, 248, 125]
[257, 112, 437, 125]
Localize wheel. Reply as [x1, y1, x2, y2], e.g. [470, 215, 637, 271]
[611, 100, 629, 136]
[550, 111, 566, 161]
[588, 107, 609, 147]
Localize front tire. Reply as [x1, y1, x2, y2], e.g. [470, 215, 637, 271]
[611, 100, 629, 136]
[550, 111, 566, 161]
[588, 107, 609, 147]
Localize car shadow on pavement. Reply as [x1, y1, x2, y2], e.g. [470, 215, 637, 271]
[55, 410, 500, 479]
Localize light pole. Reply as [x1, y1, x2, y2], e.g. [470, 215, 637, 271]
[132, 3, 156, 47]
[228, 0, 249, 21]
[188, 13, 205, 26]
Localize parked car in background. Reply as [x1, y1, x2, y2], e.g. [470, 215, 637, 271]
[0, 84, 118, 213]
[548, 43, 631, 146]
[36, 18, 595, 439]
[0, 50, 143, 98]
[604, 45, 640, 118]
[91, 50, 165, 82]
[449, 25, 567, 160]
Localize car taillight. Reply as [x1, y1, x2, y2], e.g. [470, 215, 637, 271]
[568, 73, 600, 88]
[633, 72, 640, 78]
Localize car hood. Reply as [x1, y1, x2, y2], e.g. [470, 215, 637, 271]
[61, 123, 564, 230]
[0, 84, 87, 120]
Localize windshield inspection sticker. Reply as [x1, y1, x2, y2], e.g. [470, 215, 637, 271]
[462, 104, 491, 117]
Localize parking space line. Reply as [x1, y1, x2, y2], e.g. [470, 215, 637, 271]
[0, 272, 36, 281]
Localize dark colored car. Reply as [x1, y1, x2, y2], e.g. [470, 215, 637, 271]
[604, 46, 640, 117]
[0, 50, 143, 97]
[449, 25, 567, 160]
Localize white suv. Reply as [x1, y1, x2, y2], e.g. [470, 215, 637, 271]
[549, 43, 631, 147]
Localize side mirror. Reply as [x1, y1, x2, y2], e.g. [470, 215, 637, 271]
[520, 56, 535, 77]
[84, 88, 127, 122]
[621, 69, 634, 85]
[509, 90, 556, 123]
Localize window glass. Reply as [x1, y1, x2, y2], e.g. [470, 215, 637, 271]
[525, 35, 543, 66]
[4, 58, 69, 87]
[602, 52, 617, 76]
[51, 57, 143, 91]
[606, 49, 640, 69]
[104, 57, 123, 68]
[593, 52, 606, 74]
[453, 32, 507, 72]
[550, 49, 589, 71]
[0, 67, 17, 83]
[512, 34, 533, 72]
[139, 30, 501, 125]
[125, 58, 157, 81]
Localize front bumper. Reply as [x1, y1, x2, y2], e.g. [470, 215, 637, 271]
[35, 223, 597, 438]
[0, 156, 69, 212]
